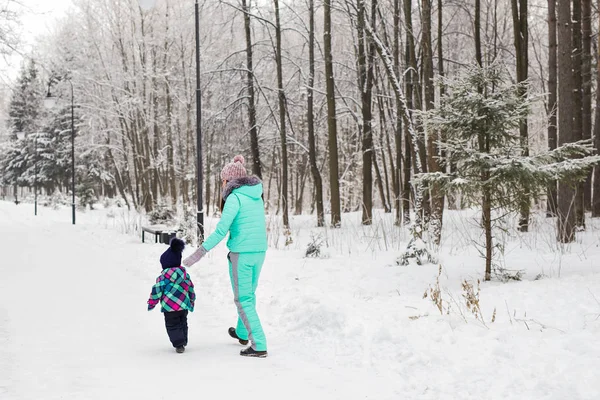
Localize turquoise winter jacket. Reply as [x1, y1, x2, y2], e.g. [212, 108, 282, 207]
[202, 176, 268, 253]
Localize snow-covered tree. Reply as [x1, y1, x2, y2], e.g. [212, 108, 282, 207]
[416, 64, 600, 281]
[0, 138, 26, 186]
[37, 100, 82, 193]
[8, 60, 42, 138]
[1, 60, 43, 189]
[0, 0, 21, 58]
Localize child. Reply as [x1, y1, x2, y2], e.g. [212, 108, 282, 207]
[148, 237, 195, 353]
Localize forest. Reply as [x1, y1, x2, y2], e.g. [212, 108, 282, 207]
[1, 0, 600, 279]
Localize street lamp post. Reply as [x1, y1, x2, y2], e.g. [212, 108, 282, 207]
[39, 90, 59, 217]
[195, 0, 204, 241]
[44, 81, 75, 225]
[138, 0, 203, 241]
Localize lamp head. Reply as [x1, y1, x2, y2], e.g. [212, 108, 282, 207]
[43, 91, 57, 110]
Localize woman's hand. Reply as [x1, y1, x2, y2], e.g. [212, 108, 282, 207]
[182, 246, 208, 267]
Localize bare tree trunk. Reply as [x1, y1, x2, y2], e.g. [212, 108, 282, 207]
[294, 153, 308, 215]
[392, 0, 403, 225]
[582, 0, 592, 211]
[512, 0, 530, 231]
[163, 3, 176, 206]
[557, 0, 576, 242]
[473, 0, 485, 271]
[166, 82, 177, 204]
[479, 88, 492, 281]
[373, 149, 390, 212]
[438, 0, 457, 213]
[404, 0, 428, 221]
[242, 0, 263, 178]
[138, 15, 155, 212]
[402, 128, 412, 224]
[423, 0, 443, 245]
[475, 0, 482, 67]
[106, 144, 131, 209]
[266, 146, 277, 210]
[403, 0, 420, 224]
[273, 0, 290, 229]
[378, 121, 392, 212]
[375, 80, 400, 215]
[275, 148, 282, 215]
[179, 35, 192, 207]
[308, 0, 324, 226]
[184, 107, 192, 206]
[205, 160, 211, 216]
[213, 174, 220, 214]
[140, 121, 155, 212]
[363, 20, 426, 238]
[437, 0, 444, 98]
[573, 0, 585, 228]
[358, 0, 377, 225]
[375, 88, 394, 208]
[325, 0, 342, 227]
[483, 185, 492, 281]
[116, 116, 136, 207]
[593, 0, 600, 217]
[151, 45, 161, 205]
[547, 0, 558, 217]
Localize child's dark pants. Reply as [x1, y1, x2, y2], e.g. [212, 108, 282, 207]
[164, 310, 188, 347]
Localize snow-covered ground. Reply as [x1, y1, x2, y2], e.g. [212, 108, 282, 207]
[1, 200, 600, 399]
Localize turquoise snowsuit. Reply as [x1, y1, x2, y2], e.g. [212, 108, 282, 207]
[201, 177, 268, 351]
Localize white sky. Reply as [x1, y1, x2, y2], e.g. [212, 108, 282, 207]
[2, 0, 73, 82]
[0, 0, 72, 128]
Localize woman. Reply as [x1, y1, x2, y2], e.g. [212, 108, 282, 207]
[183, 155, 268, 358]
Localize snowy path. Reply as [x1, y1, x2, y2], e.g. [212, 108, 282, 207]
[0, 204, 394, 400]
[2, 201, 600, 399]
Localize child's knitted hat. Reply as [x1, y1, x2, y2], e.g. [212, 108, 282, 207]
[160, 237, 185, 269]
[220, 155, 247, 181]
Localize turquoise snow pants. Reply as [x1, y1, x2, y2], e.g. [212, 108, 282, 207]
[227, 252, 267, 351]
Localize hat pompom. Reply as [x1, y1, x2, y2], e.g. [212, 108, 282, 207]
[221, 155, 248, 181]
[169, 237, 185, 253]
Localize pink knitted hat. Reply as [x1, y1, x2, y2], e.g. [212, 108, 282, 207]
[220, 155, 248, 181]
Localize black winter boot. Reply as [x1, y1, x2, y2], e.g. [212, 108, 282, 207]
[240, 347, 267, 358]
[228, 327, 249, 345]
[175, 346, 185, 354]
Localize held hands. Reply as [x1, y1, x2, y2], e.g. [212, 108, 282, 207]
[182, 246, 208, 267]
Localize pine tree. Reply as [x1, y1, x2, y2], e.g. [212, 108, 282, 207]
[39, 103, 78, 191]
[416, 64, 599, 280]
[8, 60, 42, 138]
[0, 140, 27, 187]
[1, 60, 43, 190]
